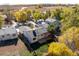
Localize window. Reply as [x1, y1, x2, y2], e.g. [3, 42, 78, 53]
[33, 38, 36, 40]
[13, 34, 16, 36]
[2, 35, 4, 38]
[33, 30, 37, 37]
[7, 34, 10, 36]
[35, 25, 39, 27]
[41, 34, 44, 36]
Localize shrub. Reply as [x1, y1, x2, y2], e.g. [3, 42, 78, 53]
[48, 42, 77, 56]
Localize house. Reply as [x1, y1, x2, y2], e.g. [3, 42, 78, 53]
[18, 22, 51, 44]
[36, 19, 44, 24]
[18, 19, 60, 44]
[19, 26, 51, 44]
[0, 27, 18, 42]
[45, 18, 57, 24]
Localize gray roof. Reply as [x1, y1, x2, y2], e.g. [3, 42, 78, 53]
[37, 22, 49, 28]
[0, 27, 17, 36]
[18, 26, 32, 33]
[37, 19, 44, 22]
[45, 18, 57, 23]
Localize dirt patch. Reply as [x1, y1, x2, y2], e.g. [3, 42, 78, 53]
[0, 39, 26, 56]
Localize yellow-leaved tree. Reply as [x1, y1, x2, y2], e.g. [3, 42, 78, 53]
[14, 9, 31, 22]
[58, 27, 79, 50]
[32, 10, 42, 22]
[48, 42, 77, 56]
[0, 14, 4, 28]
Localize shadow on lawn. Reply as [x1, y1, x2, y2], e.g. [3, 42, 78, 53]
[19, 34, 57, 52]
[31, 39, 54, 50]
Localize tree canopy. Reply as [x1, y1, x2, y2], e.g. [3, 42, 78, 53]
[48, 42, 77, 56]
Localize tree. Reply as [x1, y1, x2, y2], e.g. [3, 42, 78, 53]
[25, 9, 32, 20]
[58, 7, 79, 33]
[45, 10, 51, 18]
[48, 42, 77, 56]
[0, 15, 4, 28]
[14, 10, 31, 22]
[14, 11, 21, 22]
[40, 13, 47, 20]
[47, 20, 61, 35]
[3, 5, 14, 24]
[47, 23, 56, 34]
[58, 27, 79, 50]
[32, 10, 42, 22]
[51, 8, 62, 20]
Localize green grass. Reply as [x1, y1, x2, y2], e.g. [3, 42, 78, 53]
[20, 43, 48, 56]
[35, 44, 48, 56]
[19, 49, 33, 56]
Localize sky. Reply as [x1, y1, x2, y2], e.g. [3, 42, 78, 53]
[0, 0, 79, 5]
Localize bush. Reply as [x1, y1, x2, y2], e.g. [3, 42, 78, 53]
[48, 42, 77, 56]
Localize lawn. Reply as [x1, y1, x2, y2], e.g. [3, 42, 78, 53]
[19, 42, 49, 56]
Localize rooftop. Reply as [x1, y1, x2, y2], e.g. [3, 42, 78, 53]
[0, 27, 17, 36]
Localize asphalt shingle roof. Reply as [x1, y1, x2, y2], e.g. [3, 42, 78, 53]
[0, 27, 17, 38]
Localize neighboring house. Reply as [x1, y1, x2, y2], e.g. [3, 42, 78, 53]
[0, 27, 18, 41]
[36, 19, 49, 29]
[45, 18, 57, 24]
[36, 18, 61, 29]
[36, 19, 44, 24]
[45, 18, 61, 29]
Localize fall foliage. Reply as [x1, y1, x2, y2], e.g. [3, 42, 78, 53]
[48, 42, 77, 56]
[58, 27, 79, 50]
